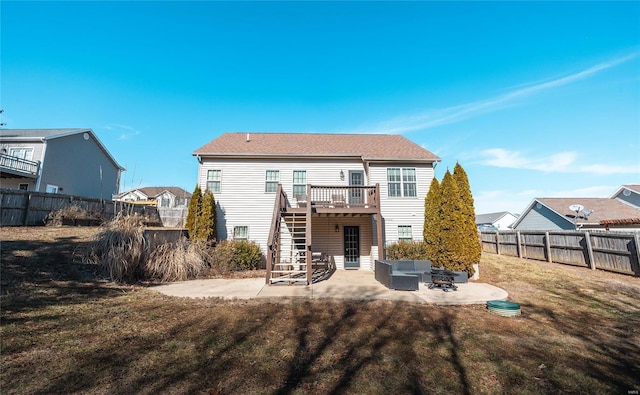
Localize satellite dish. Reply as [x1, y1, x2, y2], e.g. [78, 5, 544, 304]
[569, 204, 584, 212]
[581, 208, 593, 217]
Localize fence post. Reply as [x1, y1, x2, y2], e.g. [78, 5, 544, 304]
[545, 232, 552, 263]
[495, 232, 501, 255]
[584, 231, 596, 270]
[516, 231, 522, 258]
[22, 193, 32, 226]
[633, 233, 640, 276]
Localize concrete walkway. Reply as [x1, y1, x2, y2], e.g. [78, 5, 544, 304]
[151, 269, 508, 305]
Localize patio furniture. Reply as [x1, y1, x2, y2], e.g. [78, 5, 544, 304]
[331, 194, 346, 207]
[374, 260, 432, 291]
[295, 194, 307, 208]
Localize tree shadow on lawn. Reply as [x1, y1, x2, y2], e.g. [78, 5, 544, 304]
[1, 236, 126, 315]
[512, 284, 640, 393]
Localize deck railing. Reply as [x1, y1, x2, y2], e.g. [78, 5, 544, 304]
[0, 154, 40, 177]
[308, 184, 379, 209]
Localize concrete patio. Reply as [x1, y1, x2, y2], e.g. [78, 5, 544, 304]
[151, 269, 508, 305]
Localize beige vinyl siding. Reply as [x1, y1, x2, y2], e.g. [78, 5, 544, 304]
[368, 162, 435, 244]
[311, 216, 373, 270]
[198, 157, 366, 254]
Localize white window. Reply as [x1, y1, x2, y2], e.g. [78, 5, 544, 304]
[402, 168, 417, 197]
[9, 148, 33, 161]
[45, 184, 59, 194]
[293, 170, 306, 197]
[387, 168, 416, 197]
[207, 170, 221, 193]
[398, 225, 412, 242]
[233, 226, 248, 240]
[265, 170, 279, 193]
[161, 198, 171, 207]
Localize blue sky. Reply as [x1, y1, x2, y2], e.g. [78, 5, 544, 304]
[2, 1, 639, 215]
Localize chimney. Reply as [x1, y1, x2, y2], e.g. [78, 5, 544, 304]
[246, 133, 250, 142]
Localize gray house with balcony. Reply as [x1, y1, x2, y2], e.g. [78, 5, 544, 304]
[0, 129, 124, 200]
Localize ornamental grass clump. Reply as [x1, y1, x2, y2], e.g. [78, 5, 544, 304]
[144, 237, 206, 282]
[84, 213, 147, 283]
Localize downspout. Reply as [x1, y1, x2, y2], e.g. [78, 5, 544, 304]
[35, 138, 47, 192]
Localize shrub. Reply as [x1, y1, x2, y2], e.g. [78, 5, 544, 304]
[197, 189, 216, 242]
[144, 237, 206, 282]
[230, 240, 263, 270]
[208, 240, 263, 272]
[84, 213, 147, 283]
[386, 240, 429, 260]
[45, 204, 102, 226]
[185, 184, 202, 239]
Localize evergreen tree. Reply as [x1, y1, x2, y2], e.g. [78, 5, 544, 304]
[185, 184, 202, 239]
[437, 170, 467, 272]
[198, 189, 217, 241]
[453, 162, 480, 275]
[423, 177, 441, 262]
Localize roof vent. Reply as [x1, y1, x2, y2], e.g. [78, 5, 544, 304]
[246, 133, 250, 142]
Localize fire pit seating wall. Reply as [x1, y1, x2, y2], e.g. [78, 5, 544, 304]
[374, 260, 469, 291]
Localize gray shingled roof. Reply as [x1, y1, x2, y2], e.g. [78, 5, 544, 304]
[535, 197, 640, 225]
[476, 212, 512, 224]
[193, 133, 441, 162]
[0, 128, 89, 139]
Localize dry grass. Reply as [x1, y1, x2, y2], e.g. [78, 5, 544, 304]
[2, 226, 640, 395]
[84, 213, 147, 283]
[145, 237, 206, 282]
[45, 204, 103, 226]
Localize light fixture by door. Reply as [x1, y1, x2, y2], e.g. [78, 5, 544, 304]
[340, 170, 345, 181]
[335, 224, 340, 232]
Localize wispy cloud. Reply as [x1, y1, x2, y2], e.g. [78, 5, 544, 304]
[478, 148, 638, 175]
[363, 52, 638, 134]
[105, 124, 142, 140]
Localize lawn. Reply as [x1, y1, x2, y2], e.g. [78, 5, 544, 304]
[1, 227, 639, 394]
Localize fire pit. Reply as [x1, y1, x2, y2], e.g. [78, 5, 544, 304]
[427, 268, 458, 292]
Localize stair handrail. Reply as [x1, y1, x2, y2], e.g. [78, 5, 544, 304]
[266, 184, 288, 283]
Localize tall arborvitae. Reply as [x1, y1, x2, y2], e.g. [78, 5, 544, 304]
[198, 189, 217, 241]
[185, 184, 202, 239]
[423, 177, 441, 262]
[437, 170, 466, 272]
[453, 162, 480, 275]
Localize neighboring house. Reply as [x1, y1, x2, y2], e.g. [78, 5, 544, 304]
[114, 186, 191, 227]
[113, 186, 191, 208]
[476, 211, 517, 230]
[512, 193, 640, 231]
[610, 184, 640, 208]
[193, 132, 441, 284]
[0, 129, 123, 200]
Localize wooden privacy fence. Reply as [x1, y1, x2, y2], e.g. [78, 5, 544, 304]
[480, 230, 640, 277]
[0, 189, 160, 226]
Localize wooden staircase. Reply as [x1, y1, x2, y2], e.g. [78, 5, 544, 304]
[267, 185, 312, 285]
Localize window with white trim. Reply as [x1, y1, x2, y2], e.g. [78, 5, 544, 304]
[233, 226, 248, 240]
[398, 225, 412, 242]
[9, 147, 33, 161]
[402, 168, 417, 197]
[387, 168, 417, 197]
[46, 184, 59, 194]
[265, 170, 279, 193]
[293, 170, 306, 197]
[207, 170, 221, 193]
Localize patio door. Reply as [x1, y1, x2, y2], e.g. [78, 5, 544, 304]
[349, 170, 364, 206]
[344, 226, 360, 269]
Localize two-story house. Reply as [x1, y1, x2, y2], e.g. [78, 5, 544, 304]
[114, 186, 191, 208]
[193, 132, 441, 285]
[0, 129, 123, 200]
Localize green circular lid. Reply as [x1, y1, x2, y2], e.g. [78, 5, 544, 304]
[487, 300, 520, 310]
